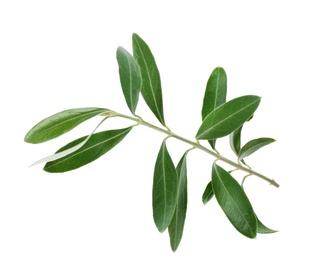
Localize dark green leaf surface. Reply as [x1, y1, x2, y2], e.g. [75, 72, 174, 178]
[202, 181, 214, 205]
[132, 33, 165, 125]
[212, 163, 257, 238]
[257, 216, 277, 234]
[25, 107, 109, 144]
[168, 151, 189, 252]
[196, 95, 261, 140]
[202, 67, 227, 119]
[153, 140, 178, 233]
[229, 125, 243, 156]
[44, 127, 132, 173]
[201, 67, 227, 149]
[238, 138, 275, 161]
[116, 46, 142, 114]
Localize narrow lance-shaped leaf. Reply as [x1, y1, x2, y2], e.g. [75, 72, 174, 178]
[201, 67, 227, 149]
[202, 181, 214, 205]
[116, 46, 142, 114]
[153, 139, 178, 233]
[30, 117, 108, 166]
[44, 127, 132, 173]
[238, 138, 276, 161]
[168, 150, 189, 252]
[229, 125, 243, 156]
[132, 33, 165, 126]
[229, 114, 253, 157]
[212, 163, 257, 238]
[196, 95, 261, 140]
[24, 107, 109, 144]
[256, 215, 277, 234]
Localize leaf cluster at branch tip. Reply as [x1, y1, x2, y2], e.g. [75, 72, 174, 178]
[25, 32, 278, 252]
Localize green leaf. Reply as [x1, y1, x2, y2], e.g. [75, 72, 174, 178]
[24, 107, 109, 144]
[153, 139, 178, 233]
[201, 67, 227, 149]
[202, 181, 214, 205]
[168, 151, 189, 252]
[201, 67, 227, 119]
[257, 215, 277, 234]
[212, 163, 257, 238]
[30, 117, 108, 166]
[238, 138, 275, 161]
[132, 33, 165, 126]
[229, 125, 243, 156]
[44, 127, 132, 173]
[116, 46, 142, 115]
[196, 95, 261, 140]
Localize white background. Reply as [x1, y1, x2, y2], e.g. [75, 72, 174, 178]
[1, 0, 329, 259]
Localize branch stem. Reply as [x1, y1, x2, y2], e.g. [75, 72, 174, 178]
[114, 112, 279, 188]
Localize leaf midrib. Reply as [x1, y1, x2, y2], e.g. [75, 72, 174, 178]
[213, 71, 221, 110]
[34, 109, 105, 137]
[161, 144, 167, 230]
[200, 99, 259, 137]
[171, 164, 183, 245]
[134, 37, 162, 123]
[121, 50, 135, 112]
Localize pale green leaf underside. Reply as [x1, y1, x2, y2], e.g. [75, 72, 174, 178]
[44, 127, 132, 173]
[30, 117, 108, 166]
[153, 140, 178, 233]
[24, 107, 109, 144]
[132, 33, 165, 126]
[196, 95, 261, 140]
[238, 138, 275, 161]
[212, 163, 257, 238]
[229, 125, 243, 156]
[116, 46, 142, 114]
[168, 150, 189, 252]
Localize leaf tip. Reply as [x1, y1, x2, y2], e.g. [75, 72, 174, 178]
[132, 32, 140, 41]
[116, 46, 124, 56]
[43, 163, 58, 173]
[24, 131, 39, 144]
[24, 135, 31, 143]
[214, 66, 226, 73]
[156, 225, 167, 234]
[170, 245, 178, 253]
